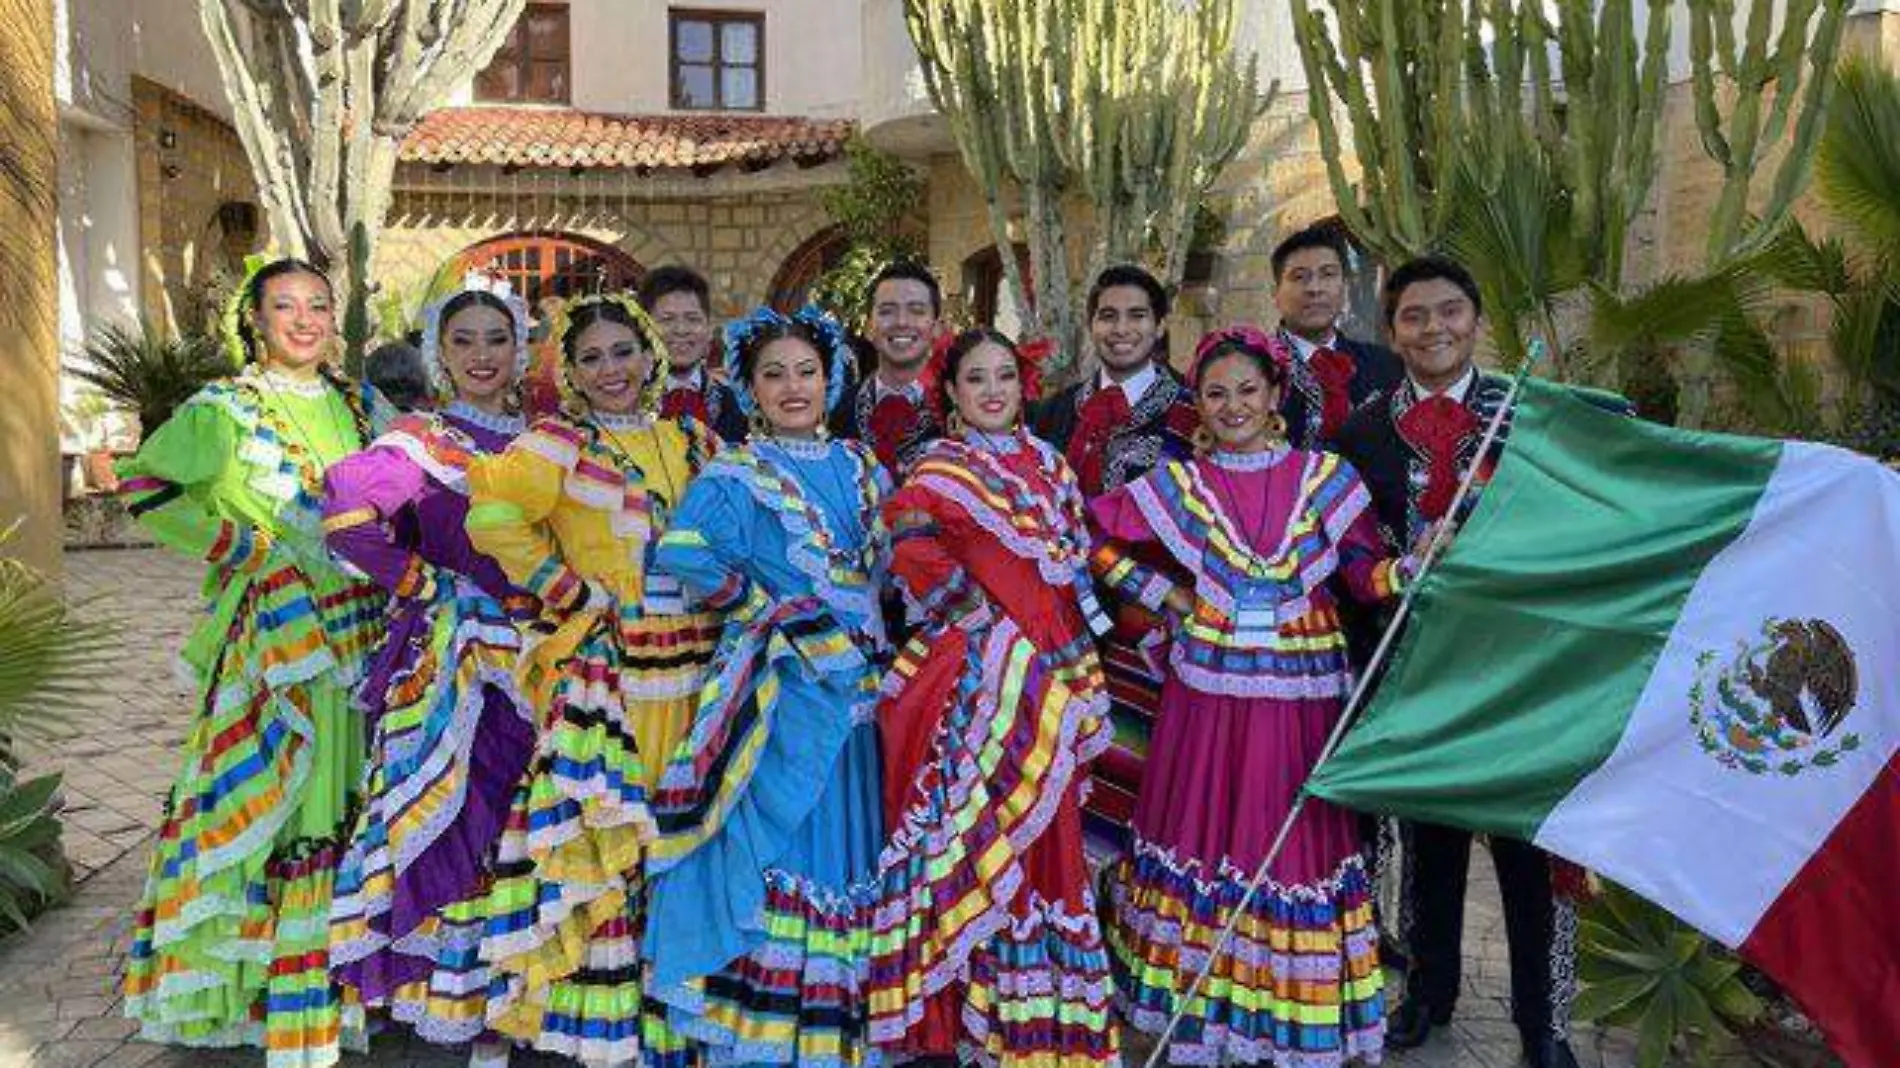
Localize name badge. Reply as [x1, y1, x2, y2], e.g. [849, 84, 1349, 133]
[1232, 584, 1278, 648]
[644, 572, 687, 616]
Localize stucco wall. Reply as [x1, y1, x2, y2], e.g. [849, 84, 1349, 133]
[131, 76, 263, 332]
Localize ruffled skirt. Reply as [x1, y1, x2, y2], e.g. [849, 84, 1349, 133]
[869, 613, 1118, 1067]
[477, 607, 716, 1064]
[327, 583, 536, 1038]
[123, 564, 383, 1068]
[1108, 685, 1385, 1066]
[645, 599, 886, 1067]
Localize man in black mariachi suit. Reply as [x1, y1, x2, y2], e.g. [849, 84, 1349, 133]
[1032, 263, 1199, 864]
[1335, 256, 1581, 1068]
[640, 265, 750, 445]
[828, 260, 944, 474]
[1271, 224, 1402, 450]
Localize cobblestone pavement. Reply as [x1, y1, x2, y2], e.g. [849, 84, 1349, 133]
[1, 549, 1683, 1068]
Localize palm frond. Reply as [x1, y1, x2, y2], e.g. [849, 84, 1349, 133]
[68, 317, 225, 433]
[1706, 309, 1821, 435]
[0, 524, 116, 763]
[1827, 283, 1900, 401]
[1442, 132, 1589, 368]
[1816, 56, 1900, 257]
[1747, 218, 1855, 296]
[1586, 263, 1767, 353]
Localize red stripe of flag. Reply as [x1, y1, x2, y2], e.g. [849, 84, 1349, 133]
[1739, 749, 1899, 1068]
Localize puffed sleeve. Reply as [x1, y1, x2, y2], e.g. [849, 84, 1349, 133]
[653, 470, 767, 621]
[322, 435, 433, 599]
[466, 423, 590, 616]
[881, 479, 981, 622]
[116, 395, 269, 573]
[1318, 456, 1411, 605]
[1086, 479, 1176, 613]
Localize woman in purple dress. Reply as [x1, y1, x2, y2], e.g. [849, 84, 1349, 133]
[1091, 326, 1416, 1066]
[322, 283, 540, 1043]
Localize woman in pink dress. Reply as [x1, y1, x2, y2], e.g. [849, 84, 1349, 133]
[1091, 326, 1416, 1066]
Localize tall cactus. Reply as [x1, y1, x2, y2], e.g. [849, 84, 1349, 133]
[904, 0, 1266, 371]
[1289, 0, 1467, 266]
[199, 0, 526, 368]
[1059, 0, 1270, 292]
[1687, 0, 1851, 265]
[1293, 0, 1667, 290]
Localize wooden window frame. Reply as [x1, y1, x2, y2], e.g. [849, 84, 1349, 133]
[474, 2, 572, 105]
[668, 9, 766, 112]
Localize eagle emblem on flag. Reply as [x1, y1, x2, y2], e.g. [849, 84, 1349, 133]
[1690, 617, 1862, 777]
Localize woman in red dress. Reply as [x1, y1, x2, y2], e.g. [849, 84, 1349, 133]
[867, 329, 1119, 1067]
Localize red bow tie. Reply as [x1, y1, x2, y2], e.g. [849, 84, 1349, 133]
[868, 394, 922, 472]
[1307, 347, 1357, 441]
[661, 387, 711, 426]
[1067, 386, 1132, 496]
[1397, 394, 1480, 521]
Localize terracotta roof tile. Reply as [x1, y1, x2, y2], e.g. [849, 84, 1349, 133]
[401, 107, 854, 172]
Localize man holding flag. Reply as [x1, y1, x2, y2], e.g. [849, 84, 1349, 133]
[1335, 257, 1583, 1068]
[1319, 258, 1898, 1068]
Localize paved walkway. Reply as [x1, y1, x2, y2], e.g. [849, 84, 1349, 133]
[0, 548, 1667, 1068]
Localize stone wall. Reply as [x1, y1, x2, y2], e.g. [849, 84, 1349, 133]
[377, 165, 843, 322]
[130, 76, 262, 334]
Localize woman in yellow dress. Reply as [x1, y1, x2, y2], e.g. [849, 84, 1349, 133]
[464, 293, 720, 1065]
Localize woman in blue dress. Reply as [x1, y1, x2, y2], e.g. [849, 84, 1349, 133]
[643, 305, 889, 1066]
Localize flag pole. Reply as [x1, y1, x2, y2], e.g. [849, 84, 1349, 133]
[1138, 341, 1547, 1068]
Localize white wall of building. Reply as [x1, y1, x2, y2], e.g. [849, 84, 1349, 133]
[57, 0, 227, 455]
[440, 0, 863, 116]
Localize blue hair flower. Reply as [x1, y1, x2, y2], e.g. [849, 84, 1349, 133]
[721, 304, 854, 416]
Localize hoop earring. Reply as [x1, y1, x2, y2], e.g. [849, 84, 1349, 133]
[749, 410, 771, 438]
[1192, 426, 1214, 456]
[1266, 412, 1288, 442]
[947, 410, 965, 437]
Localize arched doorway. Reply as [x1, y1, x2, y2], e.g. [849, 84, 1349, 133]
[455, 232, 644, 418]
[456, 232, 643, 310]
[767, 225, 850, 312]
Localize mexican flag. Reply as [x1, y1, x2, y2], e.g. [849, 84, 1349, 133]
[1307, 376, 1898, 1067]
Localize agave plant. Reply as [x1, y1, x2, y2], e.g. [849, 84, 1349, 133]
[0, 767, 66, 931]
[1574, 881, 1763, 1067]
[68, 316, 226, 434]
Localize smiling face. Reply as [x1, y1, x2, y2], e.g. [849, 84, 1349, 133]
[749, 336, 827, 438]
[252, 269, 336, 375]
[1090, 284, 1162, 380]
[949, 340, 1023, 436]
[439, 302, 517, 411]
[867, 278, 938, 377]
[652, 290, 712, 372]
[568, 318, 653, 415]
[1196, 351, 1283, 454]
[1390, 277, 1483, 392]
[1274, 245, 1347, 342]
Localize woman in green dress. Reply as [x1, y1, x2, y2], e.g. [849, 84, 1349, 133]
[119, 258, 387, 1068]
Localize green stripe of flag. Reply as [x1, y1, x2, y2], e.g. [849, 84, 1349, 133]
[1305, 375, 1783, 837]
